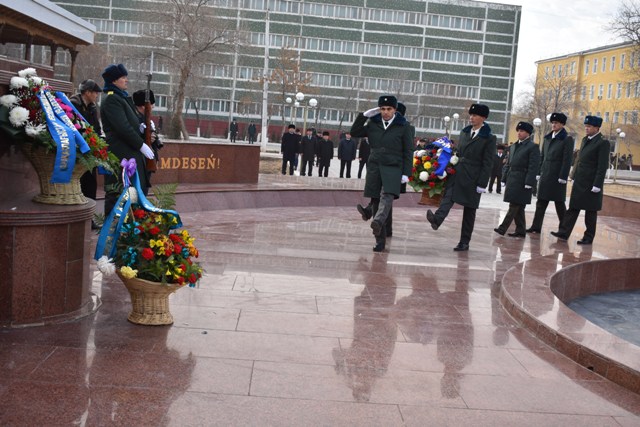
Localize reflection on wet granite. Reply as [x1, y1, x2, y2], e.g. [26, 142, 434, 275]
[1, 202, 640, 425]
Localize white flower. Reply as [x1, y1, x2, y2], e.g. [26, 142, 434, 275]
[128, 187, 139, 204]
[450, 155, 459, 165]
[416, 149, 427, 157]
[31, 76, 42, 85]
[25, 123, 47, 136]
[97, 256, 116, 276]
[18, 67, 37, 78]
[0, 94, 18, 108]
[437, 171, 447, 179]
[8, 107, 29, 127]
[10, 76, 29, 89]
[419, 171, 429, 182]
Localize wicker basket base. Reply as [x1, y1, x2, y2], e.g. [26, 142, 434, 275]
[418, 189, 442, 205]
[117, 271, 181, 325]
[21, 144, 88, 205]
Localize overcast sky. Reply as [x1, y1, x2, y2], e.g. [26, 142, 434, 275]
[481, 0, 627, 98]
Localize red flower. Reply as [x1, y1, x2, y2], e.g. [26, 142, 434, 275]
[425, 156, 431, 161]
[141, 248, 154, 260]
[133, 209, 146, 219]
[189, 274, 197, 283]
[174, 244, 183, 254]
[415, 159, 422, 165]
[176, 277, 185, 285]
[429, 182, 436, 188]
[149, 226, 160, 235]
[430, 173, 436, 179]
[411, 167, 416, 173]
[408, 176, 414, 182]
[164, 248, 172, 257]
[169, 234, 181, 242]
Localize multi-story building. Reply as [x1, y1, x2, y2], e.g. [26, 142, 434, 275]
[533, 41, 639, 166]
[44, 0, 520, 142]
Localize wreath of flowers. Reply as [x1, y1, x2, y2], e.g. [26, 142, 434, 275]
[0, 67, 119, 174]
[408, 137, 459, 197]
[98, 204, 203, 287]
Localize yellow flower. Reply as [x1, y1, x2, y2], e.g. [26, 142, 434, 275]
[413, 157, 419, 166]
[120, 266, 138, 279]
[424, 161, 432, 170]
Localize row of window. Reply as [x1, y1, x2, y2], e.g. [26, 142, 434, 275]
[581, 110, 640, 125]
[543, 50, 640, 79]
[246, 32, 483, 63]
[580, 81, 640, 101]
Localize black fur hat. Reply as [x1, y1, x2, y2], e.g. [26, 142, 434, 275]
[584, 115, 603, 127]
[516, 121, 534, 134]
[378, 95, 398, 108]
[549, 112, 567, 124]
[101, 63, 128, 85]
[468, 103, 490, 118]
[132, 89, 155, 106]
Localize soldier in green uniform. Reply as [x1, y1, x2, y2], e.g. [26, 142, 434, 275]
[351, 95, 413, 252]
[551, 115, 610, 244]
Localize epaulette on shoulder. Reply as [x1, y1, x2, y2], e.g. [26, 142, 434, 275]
[107, 91, 114, 95]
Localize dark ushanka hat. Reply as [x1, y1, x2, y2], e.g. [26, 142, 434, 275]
[79, 79, 102, 93]
[322, 131, 330, 136]
[378, 95, 398, 108]
[101, 64, 128, 85]
[288, 124, 296, 129]
[584, 115, 603, 127]
[516, 121, 534, 134]
[132, 89, 155, 106]
[397, 102, 406, 116]
[468, 103, 490, 118]
[549, 112, 567, 124]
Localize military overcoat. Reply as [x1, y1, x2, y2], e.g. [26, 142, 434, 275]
[537, 128, 574, 202]
[351, 112, 413, 197]
[100, 89, 149, 189]
[448, 123, 496, 209]
[503, 137, 540, 205]
[569, 133, 610, 211]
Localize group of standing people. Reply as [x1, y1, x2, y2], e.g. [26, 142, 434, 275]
[229, 119, 258, 144]
[280, 127, 370, 178]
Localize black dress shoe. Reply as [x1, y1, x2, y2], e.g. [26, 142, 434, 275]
[526, 228, 540, 234]
[426, 210, 439, 230]
[577, 238, 593, 245]
[370, 220, 383, 236]
[453, 242, 469, 251]
[373, 241, 385, 252]
[508, 232, 526, 238]
[550, 231, 568, 241]
[357, 204, 372, 221]
[493, 228, 505, 236]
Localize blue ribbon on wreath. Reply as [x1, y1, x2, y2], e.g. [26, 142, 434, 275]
[94, 158, 182, 260]
[432, 136, 453, 176]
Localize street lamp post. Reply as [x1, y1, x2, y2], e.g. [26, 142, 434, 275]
[285, 96, 293, 124]
[304, 98, 318, 134]
[533, 117, 542, 146]
[443, 115, 451, 137]
[615, 130, 625, 183]
[451, 113, 459, 134]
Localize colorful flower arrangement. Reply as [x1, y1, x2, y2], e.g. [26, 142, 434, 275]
[0, 67, 119, 175]
[98, 202, 203, 287]
[408, 136, 459, 197]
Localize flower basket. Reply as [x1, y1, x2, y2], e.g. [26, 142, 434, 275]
[21, 143, 88, 205]
[117, 270, 181, 325]
[418, 189, 442, 206]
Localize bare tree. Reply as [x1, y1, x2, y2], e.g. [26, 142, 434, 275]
[74, 44, 112, 88]
[146, 0, 239, 140]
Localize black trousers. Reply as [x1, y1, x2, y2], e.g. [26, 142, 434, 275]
[281, 158, 294, 175]
[357, 160, 367, 178]
[530, 198, 566, 231]
[558, 208, 598, 241]
[80, 168, 97, 200]
[230, 132, 237, 143]
[488, 174, 502, 193]
[433, 182, 477, 245]
[248, 135, 256, 144]
[318, 162, 330, 177]
[497, 203, 526, 234]
[300, 157, 314, 176]
[340, 160, 352, 178]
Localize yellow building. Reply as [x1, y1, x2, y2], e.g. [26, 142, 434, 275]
[525, 41, 639, 169]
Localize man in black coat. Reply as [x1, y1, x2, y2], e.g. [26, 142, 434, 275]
[426, 104, 496, 251]
[101, 64, 155, 217]
[300, 128, 317, 176]
[338, 132, 357, 178]
[229, 119, 239, 143]
[551, 115, 610, 244]
[70, 79, 103, 207]
[317, 131, 334, 177]
[357, 137, 370, 179]
[281, 124, 300, 175]
[494, 122, 540, 237]
[488, 144, 505, 194]
[527, 112, 574, 233]
[247, 121, 257, 144]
